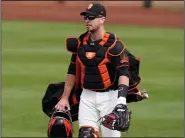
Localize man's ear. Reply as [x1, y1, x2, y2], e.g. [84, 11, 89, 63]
[100, 17, 105, 24]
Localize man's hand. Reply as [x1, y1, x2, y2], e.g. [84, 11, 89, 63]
[101, 104, 131, 132]
[55, 97, 70, 111]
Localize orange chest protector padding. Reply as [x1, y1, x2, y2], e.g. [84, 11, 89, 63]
[77, 32, 118, 90]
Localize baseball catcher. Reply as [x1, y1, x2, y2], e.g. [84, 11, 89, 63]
[42, 3, 149, 137]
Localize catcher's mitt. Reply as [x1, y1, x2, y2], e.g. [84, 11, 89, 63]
[99, 104, 131, 132]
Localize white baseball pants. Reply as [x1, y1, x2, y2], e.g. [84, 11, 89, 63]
[78, 88, 121, 137]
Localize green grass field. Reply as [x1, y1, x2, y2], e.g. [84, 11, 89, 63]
[2, 21, 184, 137]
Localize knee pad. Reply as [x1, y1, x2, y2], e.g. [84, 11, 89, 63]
[78, 126, 99, 138]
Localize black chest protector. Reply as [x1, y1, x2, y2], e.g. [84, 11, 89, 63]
[77, 32, 117, 90]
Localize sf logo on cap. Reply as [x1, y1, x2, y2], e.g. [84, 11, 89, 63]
[88, 4, 93, 9]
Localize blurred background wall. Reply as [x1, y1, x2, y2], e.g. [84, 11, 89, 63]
[2, 1, 184, 28]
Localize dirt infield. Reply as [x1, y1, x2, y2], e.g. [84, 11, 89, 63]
[2, 1, 184, 28]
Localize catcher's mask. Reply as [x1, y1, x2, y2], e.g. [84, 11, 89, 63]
[47, 110, 73, 138]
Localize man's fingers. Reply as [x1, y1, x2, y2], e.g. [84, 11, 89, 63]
[55, 104, 65, 111]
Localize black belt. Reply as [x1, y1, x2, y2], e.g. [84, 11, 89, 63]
[93, 88, 117, 92]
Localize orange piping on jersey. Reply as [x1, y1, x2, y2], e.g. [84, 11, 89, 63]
[128, 79, 141, 91]
[107, 40, 126, 56]
[128, 87, 140, 94]
[116, 64, 129, 70]
[120, 55, 129, 64]
[129, 82, 140, 90]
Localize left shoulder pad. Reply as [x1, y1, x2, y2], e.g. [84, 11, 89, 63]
[108, 40, 125, 56]
[65, 37, 80, 53]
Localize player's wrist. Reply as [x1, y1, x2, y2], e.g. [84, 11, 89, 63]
[118, 84, 128, 98]
[59, 94, 69, 101]
[62, 95, 69, 100]
[117, 84, 128, 105]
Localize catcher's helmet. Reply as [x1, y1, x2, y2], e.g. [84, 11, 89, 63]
[47, 110, 73, 138]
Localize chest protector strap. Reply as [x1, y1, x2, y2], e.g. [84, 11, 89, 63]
[83, 32, 90, 45]
[82, 32, 113, 47]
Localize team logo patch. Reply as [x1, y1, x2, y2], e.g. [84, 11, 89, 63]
[88, 4, 93, 9]
[86, 52, 96, 59]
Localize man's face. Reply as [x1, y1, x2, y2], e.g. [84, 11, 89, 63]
[83, 14, 105, 32]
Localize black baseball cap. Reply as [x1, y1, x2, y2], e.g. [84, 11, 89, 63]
[80, 3, 106, 17]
